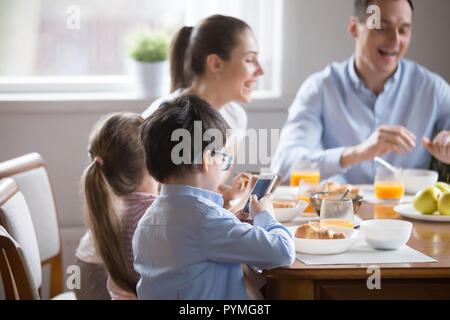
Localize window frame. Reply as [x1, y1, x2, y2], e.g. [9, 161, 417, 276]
[0, 1, 284, 103]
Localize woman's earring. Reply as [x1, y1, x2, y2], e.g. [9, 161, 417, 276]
[216, 72, 221, 80]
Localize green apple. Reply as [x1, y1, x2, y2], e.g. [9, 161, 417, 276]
[435, 182, 450, 192]
[438, 192, 450, 215]
[413, 186, 441, 214]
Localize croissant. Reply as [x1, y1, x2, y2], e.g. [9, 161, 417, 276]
[273, 200, 297, 208]
[327, 182, 360, 195]
[295, 221, 347, 239]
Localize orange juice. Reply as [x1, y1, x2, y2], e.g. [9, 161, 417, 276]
[320, 219, 354, 229]
[297, 195, 315, 213]
[290, 170, 320, 187]
[374, 181, 404, 199]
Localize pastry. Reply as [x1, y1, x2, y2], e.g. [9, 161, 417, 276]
[273, 200, 297, 208]
[239, 176, 249, 191]
[295, 221, 347, 239]
[327, 182, 360, 196]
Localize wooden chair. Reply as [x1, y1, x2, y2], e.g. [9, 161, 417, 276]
[0, 178, 75, 300]
[0, 225, 40, 300]
[0, 178, 42, 299]
[0, 153, 63, 298]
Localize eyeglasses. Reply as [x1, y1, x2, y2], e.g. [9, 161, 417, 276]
[211, 149, 233, 171]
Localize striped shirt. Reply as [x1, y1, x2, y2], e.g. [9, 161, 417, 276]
[107, 192, 157, 300]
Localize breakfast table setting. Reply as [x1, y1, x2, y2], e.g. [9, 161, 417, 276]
[258, 160, 450, 300]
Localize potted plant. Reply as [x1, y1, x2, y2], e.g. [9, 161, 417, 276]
[125, 26, 170, 98]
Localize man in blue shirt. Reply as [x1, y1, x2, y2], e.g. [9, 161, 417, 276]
[271, 0, 450, 184]
[134, 95, 295, 299]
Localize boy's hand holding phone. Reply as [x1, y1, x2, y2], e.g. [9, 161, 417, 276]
[249, 194, 274, 218]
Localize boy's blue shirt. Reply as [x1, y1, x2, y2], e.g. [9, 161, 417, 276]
[132, 183, 295, 300]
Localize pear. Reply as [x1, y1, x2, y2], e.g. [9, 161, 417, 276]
[413, 186, 441, 214]
[438, 192, 450, 215]
[435, 182, 450, 193]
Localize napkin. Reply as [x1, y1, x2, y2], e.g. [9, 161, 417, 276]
[296, 238, 437, 265]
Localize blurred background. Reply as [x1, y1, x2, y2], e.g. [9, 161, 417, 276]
[0, 0, 449, 285]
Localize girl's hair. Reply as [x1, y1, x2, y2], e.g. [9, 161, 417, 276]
[170, 14, 250, 92]
[81, 112, 146, 294]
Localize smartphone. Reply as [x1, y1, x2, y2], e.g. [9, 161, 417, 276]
[243, 173, 277, 214]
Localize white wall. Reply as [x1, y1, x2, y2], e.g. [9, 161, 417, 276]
[0, 0, 449, 239]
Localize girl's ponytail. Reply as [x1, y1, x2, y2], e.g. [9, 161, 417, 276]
[82, 161, 137, 294]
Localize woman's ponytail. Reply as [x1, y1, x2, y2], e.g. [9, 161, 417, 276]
[170, 26, 193, 92]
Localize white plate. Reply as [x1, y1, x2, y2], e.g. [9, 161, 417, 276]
[287, 225, 360, 255]
[394, 203, 450, 222]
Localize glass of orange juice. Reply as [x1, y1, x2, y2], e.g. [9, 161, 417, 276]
[374, 166, 404, 201]
[320, 198, 354, 228]
[290, 160, 320, 187]
[297, 179, 320, 214]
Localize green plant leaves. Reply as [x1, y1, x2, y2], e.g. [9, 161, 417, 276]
[125, 26, 169, 62]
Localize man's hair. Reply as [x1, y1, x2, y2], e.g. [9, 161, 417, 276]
[354, 0, 414, 21]
[141, 94, 229, 183]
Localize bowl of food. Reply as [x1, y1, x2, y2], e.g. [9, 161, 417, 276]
[288, 221, 360, 254]
[309, 192, 363, 216]
[272, 198, 308, 222]
[402, 169, 438, 194]
[360, 219, 412, 250]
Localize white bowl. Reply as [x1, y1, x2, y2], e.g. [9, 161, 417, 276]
[273, 199, 308, 222]
[403, 169, 438, 194]
[288, 225, 360, 255]
[360, 219, 412, 250]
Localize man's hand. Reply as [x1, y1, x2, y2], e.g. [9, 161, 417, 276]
[341, 125, 416, 168]
[422, 131, 450, 164]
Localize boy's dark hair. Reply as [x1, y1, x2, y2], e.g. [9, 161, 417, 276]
[141, 95, 229, 183]
[354, 0, 414, 21]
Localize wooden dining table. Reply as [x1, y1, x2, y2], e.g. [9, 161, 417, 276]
[262, 201, 450, 300]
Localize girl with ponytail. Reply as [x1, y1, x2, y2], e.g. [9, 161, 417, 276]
[75, 112, 158, 300]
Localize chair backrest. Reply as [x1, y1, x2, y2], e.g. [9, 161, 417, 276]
[0, 178, 41, 299]
[0, 153, 62, 297]
[0, 225, 40, 300]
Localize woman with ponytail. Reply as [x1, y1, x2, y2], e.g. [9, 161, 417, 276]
[74, 112, 158, 300]
[142, 14, 265, 207]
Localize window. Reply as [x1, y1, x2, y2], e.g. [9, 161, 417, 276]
[0, 0, 282, 95]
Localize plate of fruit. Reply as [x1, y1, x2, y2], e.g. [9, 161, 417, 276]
[394, 182, 450, 222]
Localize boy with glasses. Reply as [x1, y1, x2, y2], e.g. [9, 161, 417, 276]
[133, 95, 295, 299]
